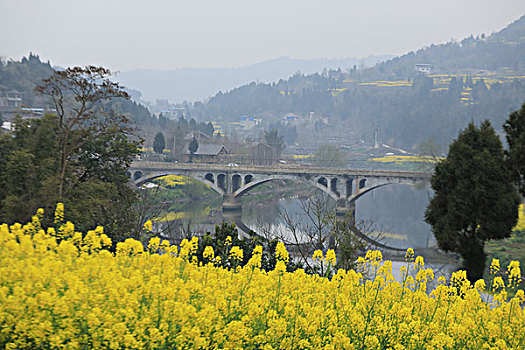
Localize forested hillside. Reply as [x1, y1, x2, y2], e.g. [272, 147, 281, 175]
[364, 15, 525, 80]
[0, 53, 53, 106]
[186, 15, 525, 149]
[0, 54, 156, 127]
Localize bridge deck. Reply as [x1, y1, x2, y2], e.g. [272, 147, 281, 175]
[131, 161, 432, 179]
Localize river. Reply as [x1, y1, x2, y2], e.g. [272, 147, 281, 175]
[154, 181, 459, 280]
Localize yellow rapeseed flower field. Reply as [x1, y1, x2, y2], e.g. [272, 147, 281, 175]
[0, 205, 524, 349]
[368, 155, 439, 163]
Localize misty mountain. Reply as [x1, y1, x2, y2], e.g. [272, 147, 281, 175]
[114, 56, 393, 103]
[183, 15, 525, 150]
[363, 14, 525, 80]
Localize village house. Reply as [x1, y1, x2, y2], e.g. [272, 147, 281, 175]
[183, 143, 228, 163]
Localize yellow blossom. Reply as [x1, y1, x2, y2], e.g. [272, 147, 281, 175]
[143, 220, 153, 232]
[0, 207, 523, 349]
[325, 249, 336, 266]
[313, 249, 323, 262]
[490, 258, 500, 274]
[54, 202, 64, 225]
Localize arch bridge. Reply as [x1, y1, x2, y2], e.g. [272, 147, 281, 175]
[129, 161, 432, 218]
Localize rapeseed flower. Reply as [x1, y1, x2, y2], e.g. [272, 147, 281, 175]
[0, 211, 524, 349]
[325, 249, 336, 266]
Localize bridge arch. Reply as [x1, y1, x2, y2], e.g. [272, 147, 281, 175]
[346, 178, 353, 196]
[133, 170, 143, 181]
[348, 177, 424, 204]
[317, 177, 328, 188]
[217, 174, 226, 192]
[330, 178, 339, 196]
[232, 174, 242, 192]
[132, 172, 225, 196]
[349, 183, 389, 203]
[233, 175, 340, 201]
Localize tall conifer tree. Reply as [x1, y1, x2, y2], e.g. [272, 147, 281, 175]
[425, 121, 519, 281]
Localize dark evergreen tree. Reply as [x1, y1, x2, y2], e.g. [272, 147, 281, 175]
[207, 122, 215, 137]
[189, 118, 197, 130]
[504, 102, 525, 197]
[425, 121, 520, 281]
[178, 116, 188, 130]
[153, 132, 166, 154]
[188, 137, 199, 163]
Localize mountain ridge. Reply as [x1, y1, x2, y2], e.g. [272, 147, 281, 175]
[115, 55, 393, 104]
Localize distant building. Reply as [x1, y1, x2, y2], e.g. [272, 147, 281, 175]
[239, 116, 261, 129]
[246, 142, 274, 166]
[283, 113, 299, 125]
[0, 90, 22, 112]
[4, 90, 22, 108]
[183, 143, 228, 163]
[184, 131, 212, 142]
[415, 64, 432, 74]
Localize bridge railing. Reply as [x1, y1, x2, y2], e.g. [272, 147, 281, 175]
[130, 161, 432, 179]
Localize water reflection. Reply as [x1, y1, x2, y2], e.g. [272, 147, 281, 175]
[158, 183, 436, 250]
[155, 182, 458, 281]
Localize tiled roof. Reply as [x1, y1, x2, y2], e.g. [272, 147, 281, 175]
[183, 143, 227, 156]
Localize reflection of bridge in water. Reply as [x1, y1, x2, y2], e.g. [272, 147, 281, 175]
[130, 161, 434, 253]
[198, 210, 453, 262]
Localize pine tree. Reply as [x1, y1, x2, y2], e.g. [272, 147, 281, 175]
[153, 132, 166, 154]
[188, 138, 199, 163]
[425, 121, 520, 281]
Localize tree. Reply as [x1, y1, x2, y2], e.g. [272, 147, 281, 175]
[425, 121, 520, 281]
[417, 135, 443, 160]
[0, 115, 61, 223]
[0, 66, 142, 240]
[204, 122, 215, 137]
[504, 102, 525, 197]
[265, 194, 370, 274]
[35, 66, 131, 198]
[314, 144, 346, 167]
[264, 129, 285, 160]
[153, 132, 166, 154]
[188, 137, 199, 162]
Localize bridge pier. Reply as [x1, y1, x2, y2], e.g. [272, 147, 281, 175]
[222, 194, 242, 212]
[336, 199, 356, 224]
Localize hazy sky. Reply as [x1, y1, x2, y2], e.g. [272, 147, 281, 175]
[1, 0, 524, 72]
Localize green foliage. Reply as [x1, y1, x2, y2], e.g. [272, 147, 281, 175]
[188, 138, 198, 162]
[264, 129, 285, 159]
[485, 233, 525, 290]
[0, 65, 142, 241]
[425, 121, 520, 281]
[365, 15, 525, 80]
[64, 180, 137, 242]
[0, 114, 140, 239]
[314, 144, 346, 167]
[0, 55, 156, 128]
[0, 115, 60, 222]
[194, 222, 300, 272]
[153, 132, 165, 154]
[504, 102, 525, 197]
[0, 53, 53, 106]
[268, 121, 297, 146]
